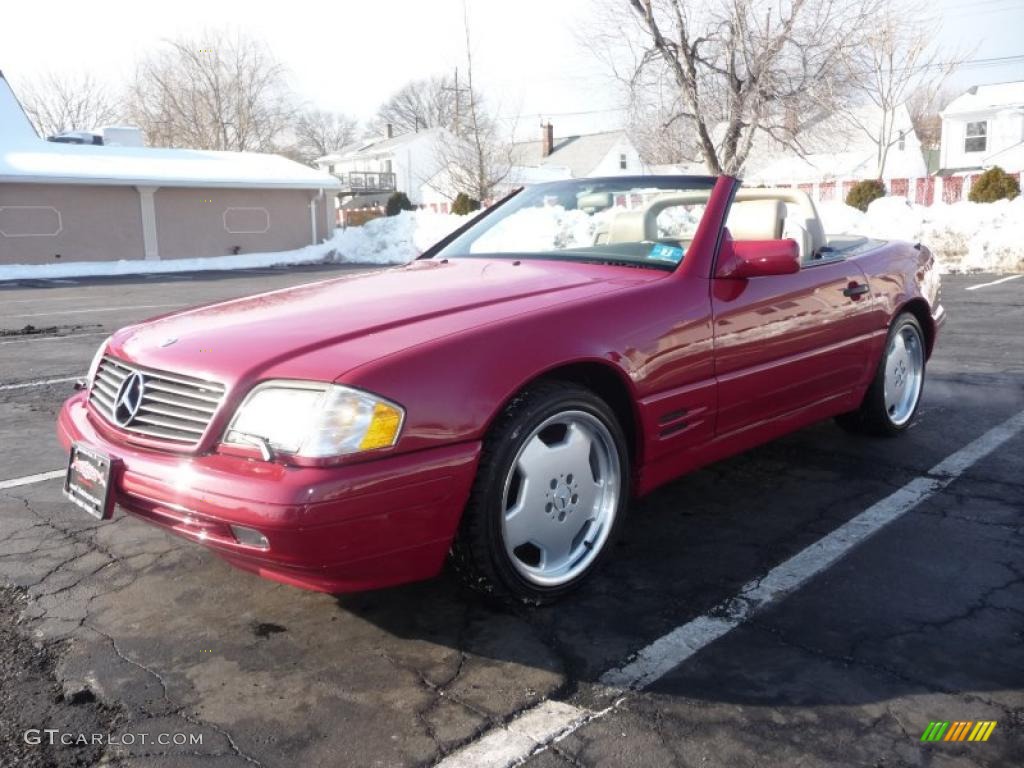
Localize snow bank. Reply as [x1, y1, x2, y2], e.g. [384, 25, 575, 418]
[3, 199, 1019, 280]
[0, 210, 469, 281]
[818, 197, 1024, 274]
[455, 204, 704, 254]
[330, 210, 467, 264]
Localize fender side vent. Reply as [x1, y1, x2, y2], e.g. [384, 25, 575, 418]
[657, 408, 688, 426]
[659, 421, 690, 438]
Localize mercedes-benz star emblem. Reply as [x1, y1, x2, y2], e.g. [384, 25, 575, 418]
[113, 372, 146, 427]
[555, 486, 571, 510]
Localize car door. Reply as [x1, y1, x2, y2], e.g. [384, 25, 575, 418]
[711, 253, 878, 438]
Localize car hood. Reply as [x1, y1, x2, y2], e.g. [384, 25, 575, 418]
[111, 258, 659, 387]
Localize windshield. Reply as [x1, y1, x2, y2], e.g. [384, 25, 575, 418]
[433, 177, 716, 269]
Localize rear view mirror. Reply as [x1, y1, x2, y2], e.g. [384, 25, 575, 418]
[715, 231, 800, 278]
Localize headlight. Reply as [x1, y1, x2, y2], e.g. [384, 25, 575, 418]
[225, 381, 405, 458]
[87, 337, 112, 387]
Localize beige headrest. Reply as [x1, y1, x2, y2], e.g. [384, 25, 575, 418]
[578, 192, 612, 212]
[726, 200, 784, 241]
[607, 210, 646, 243]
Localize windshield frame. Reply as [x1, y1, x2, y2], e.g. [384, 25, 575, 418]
[424, 175, 718, 271]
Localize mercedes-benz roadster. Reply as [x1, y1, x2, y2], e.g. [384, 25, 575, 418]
[58, 176, 944, 602]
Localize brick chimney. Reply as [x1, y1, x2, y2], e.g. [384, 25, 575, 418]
[541, 122, 554, 157]
[386, 123, 394, 139]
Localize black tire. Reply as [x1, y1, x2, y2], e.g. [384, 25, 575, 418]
[837, 312, 926, 437]
[450, 380, 631, 604]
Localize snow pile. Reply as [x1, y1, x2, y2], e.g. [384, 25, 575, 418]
[0, 210, 469, 281]
[818, 197, 1024, 273]
[329, 209, 467, 264]
[470, 206, 599, 253]
[465, 204, 704, 254]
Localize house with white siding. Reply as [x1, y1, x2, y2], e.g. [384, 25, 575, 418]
[939, 81, 1024, 174]
[509, 124, 646, 180]
[317, 128, 452, 207]
[415, 124, 648, 210]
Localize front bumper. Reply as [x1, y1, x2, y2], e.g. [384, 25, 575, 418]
[57, 392, 481, 593]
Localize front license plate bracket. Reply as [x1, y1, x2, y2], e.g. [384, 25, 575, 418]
[63, 443, 117, 520]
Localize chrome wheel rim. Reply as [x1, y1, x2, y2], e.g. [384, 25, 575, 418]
[500, 410, 621, 587]
[884, 324, 924, 426]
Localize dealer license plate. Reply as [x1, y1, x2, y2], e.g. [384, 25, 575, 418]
[63, 444, 115, 520]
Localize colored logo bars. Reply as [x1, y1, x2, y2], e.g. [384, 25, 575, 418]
[921, 721, 997, 742]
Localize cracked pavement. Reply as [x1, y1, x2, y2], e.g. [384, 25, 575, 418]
[0, 269, 1021, 767]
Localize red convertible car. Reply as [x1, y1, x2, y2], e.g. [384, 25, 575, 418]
[58, 176, 944, 602]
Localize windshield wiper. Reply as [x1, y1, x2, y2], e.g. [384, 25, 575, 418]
[572, 257, 670, 270]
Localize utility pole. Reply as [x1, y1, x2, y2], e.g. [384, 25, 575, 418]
[443, 66, 470, 138]
[454, 68, 460, 138]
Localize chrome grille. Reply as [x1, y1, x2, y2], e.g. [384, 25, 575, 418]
[89, 356, 225, 443]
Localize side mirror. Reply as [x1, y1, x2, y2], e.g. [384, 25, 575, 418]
[716, 230, 800, 279]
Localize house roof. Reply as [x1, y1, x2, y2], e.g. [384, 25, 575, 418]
[0, 72, 339, 190]
[942, 81, 1024, 117]
[317, 128, 448, 165]
[0, 69, 39, 145]
[511, 130, 625, 178]
[340, 192, 393, 210]
[742, 102, 926, 182]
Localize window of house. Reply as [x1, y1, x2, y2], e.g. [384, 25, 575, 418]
[965, 121, 987, 153]
[897, 131, 905, 151]
[384, 159, 393, 173]
[619, 153, 628, 170]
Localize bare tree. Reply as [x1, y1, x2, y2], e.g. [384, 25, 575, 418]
[126, 29, 295, 152]
[589, 0, 882, 175]
[17, 72, 122, 137]
[290, 109, 359, 164]
[373, 75, 458, 136]
[430, 4, 513, 201]
[626, 87, 701, 166]
[844, 1, 963, 176]
[907, 84, 951, 152]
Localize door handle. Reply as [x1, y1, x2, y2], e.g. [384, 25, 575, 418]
[843, 282, 870, 298]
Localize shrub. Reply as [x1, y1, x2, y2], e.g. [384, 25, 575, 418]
[452, 192, 481, 215]
[343, 209, 384, 228]
[385, 192, 415, 217]
[845, 179, 886, 212]
[968, 166, 1020, 203]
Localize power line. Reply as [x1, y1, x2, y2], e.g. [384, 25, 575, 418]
[496, 53, 1024, 122]
[946, 4, 1023, 19]
[944, 0, 1022, 10]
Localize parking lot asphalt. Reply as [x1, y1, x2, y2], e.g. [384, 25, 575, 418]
[0, 268, 1021, 768]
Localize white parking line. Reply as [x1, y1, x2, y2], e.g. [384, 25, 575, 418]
[965, 274, 1023, 291]
[0, 332, 107, 346]
[0, 469, 65, 490]
[0, 376, 79, 391]
[437, 408, 1024, 768]
[6, 303, 181, 319]
[2, 295, 105, 305]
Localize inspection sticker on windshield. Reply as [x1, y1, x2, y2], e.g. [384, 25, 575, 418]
[648, 244, 685, 263]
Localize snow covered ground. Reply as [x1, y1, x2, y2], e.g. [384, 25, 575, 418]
[1, 197, 1020, 281]
[818, 197, 1024, 274]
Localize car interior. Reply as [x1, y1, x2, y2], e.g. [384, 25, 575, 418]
[586, 187, 875, 266]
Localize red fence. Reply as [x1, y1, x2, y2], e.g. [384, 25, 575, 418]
[774, 171, 1021, 206]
